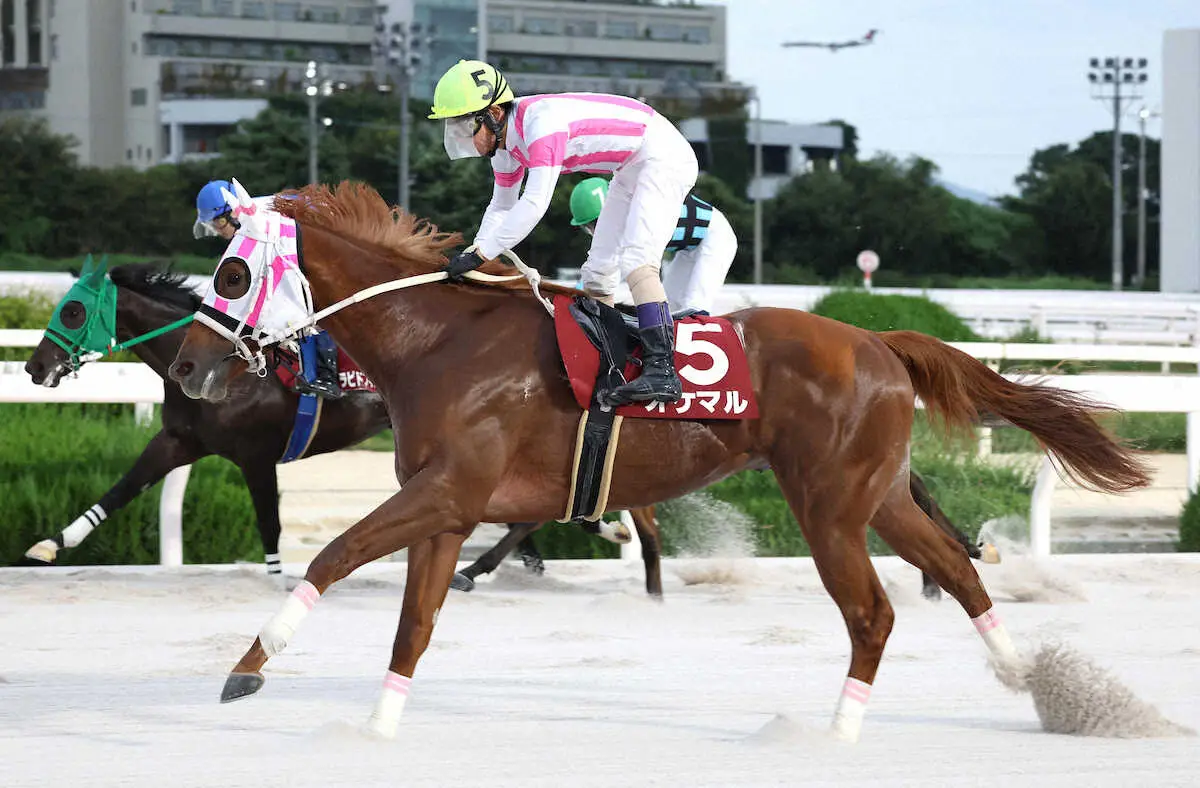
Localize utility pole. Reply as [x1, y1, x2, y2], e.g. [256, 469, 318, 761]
[1088, 57, 1148, 291]
[303, 60, 333, 185]
[1136, 106, 1159, 290]
[752, 88, 763, 285]
[376, 9, 437, 212]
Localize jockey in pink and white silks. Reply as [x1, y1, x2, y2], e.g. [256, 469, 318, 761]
[429, 59, 699, 407]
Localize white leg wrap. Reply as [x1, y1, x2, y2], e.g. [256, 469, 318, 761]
[264, 553, 282, 575]
[365, 671, 412, 739]
[972, 608, 1019, 662]
[831, 677, 871, 743]
[597, 519, 632, 544]
[259, 580, 319, 658]
[61, 504, 106, 548]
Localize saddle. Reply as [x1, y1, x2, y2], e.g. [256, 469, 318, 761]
[553, 294, 758, 527]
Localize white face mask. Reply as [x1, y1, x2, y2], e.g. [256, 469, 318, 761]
[444, 116, 482, 160]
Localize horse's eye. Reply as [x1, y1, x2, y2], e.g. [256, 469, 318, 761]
[215, 258, 251, 299]
[60, 300, 86, 330]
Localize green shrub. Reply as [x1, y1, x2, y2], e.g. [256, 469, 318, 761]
[0, 403, 258, 565]
[1179, 490, 1200, 552]
[811, 290, 980, 341]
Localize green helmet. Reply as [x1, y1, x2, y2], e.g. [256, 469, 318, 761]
[569, 177, 610, 226]
[428, 60, 514, 120]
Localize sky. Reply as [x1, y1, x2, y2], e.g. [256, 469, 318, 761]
[719, 0, 1199, 198]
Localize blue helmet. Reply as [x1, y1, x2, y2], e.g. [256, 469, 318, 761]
[196, 180, 235, 223]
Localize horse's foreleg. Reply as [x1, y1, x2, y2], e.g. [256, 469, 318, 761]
[238, 462, 285, 582]
[220, 466, 480, 703]
[367, 530, 467, 738]
[21, 430, 201, 565]
[628, 506, 663, 598]
[451, 522, 542, 592]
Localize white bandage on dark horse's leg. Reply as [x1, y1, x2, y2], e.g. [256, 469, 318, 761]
[627, 265, 667, 306]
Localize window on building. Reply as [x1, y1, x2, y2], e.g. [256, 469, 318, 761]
[211, 0, 234, 16]
[131, 88, 147, 108]
[747, 144, 790, 176]
[127, 149, 133, 161]
[210, 39, 234, 56]
[274, 2, 300, 21]
[523, 16, 558, 35]
[646, 22, 682, 41]
[345, 5, 374, 25]
[173, 0, 202, 14]
[162, 124, 171, 157]
[241, 40, 266, 58]
[682, 25, 710, 44]
[50, 33, 57, 60]
[309, 5, 339, 23]
[1, 0, 13, 66]
[241, 0, 266, 18]
[488, 14, 513, 33]
[563, 19, 597, 37]
[132, 40, 138, 54]
[146, 147, 153, 160]
[605, 19, 637, 39]
[26, 0, 42, 65]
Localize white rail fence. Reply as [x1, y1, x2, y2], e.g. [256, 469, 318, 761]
[3, 332, 1198, 564]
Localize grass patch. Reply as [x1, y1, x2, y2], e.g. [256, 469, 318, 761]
[0, 403, 258, 565]
[811, 290, 980, 341]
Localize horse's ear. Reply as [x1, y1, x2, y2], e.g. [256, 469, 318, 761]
[225, 177, 268, 237]
[78, 253, 95, 279]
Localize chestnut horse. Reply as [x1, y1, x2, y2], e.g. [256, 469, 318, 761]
[168, 182, 1148, 742]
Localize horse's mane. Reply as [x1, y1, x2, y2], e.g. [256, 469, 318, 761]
[274, 181, 577, 297]
[109, 263, 202, 312]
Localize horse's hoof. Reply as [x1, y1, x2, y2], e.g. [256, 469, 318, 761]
[22, 540, 59, 565]
[520, 556, 546, 576]
[449, 573, 475, 593]
[921, 584, 943, 601]
[598, 520, 632, 544]
[220, 672, 265, 703]
[979, 542, 1001, 564]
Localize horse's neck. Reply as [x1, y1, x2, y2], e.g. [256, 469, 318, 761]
[114, 288, 187, 379]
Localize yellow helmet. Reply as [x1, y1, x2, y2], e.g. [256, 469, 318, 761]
[428, 60, 514, 120]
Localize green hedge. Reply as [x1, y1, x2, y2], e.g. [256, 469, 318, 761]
[0, 404, 258, 565]
[1180, 490, 1200, 552]
[811, 290, 980, 341]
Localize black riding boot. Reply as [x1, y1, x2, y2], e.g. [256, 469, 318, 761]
[296, 340, 344, 400]
[604, 322, 682, 407]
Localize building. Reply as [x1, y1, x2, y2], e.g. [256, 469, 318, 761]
[679, 117, 843, 200]
[1, 0, 378, 168]
[1161, 28, 1200, 293]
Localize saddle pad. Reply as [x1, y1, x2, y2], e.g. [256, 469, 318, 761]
[553, 294, 758, 420]
[275, 346, 377, 394]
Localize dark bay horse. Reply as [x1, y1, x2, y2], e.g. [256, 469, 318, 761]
[168, 182, 1149, 742]
[20, 263, 391, 575]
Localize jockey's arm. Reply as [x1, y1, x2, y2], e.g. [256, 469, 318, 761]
[473, 156, 525, 253]
[474, 164, 561, 261]
[474, 126, 567, 261]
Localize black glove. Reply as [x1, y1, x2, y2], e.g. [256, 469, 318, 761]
[444, 249, 486, 282]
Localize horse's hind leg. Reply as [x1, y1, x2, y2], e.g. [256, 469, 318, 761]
[871, 480, 1022, 672]
[772, 466, 895, 743]
[20, 430, 202, 566]
[628, 506, 663, 598]
[450, 522, 541, 592]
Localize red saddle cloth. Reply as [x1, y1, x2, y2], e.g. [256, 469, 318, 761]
[274, 346, 377, 394]
[553, 294, 758, 420]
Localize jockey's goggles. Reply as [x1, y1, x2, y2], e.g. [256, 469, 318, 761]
[443, 115, 484, 160]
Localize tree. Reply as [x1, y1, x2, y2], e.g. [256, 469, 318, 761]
[1005, 131, 1161, 284]
[0, 117, 81, 253]
[217, 108, 350, 194]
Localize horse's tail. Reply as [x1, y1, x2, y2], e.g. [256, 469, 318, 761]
[877, 330, 1151, 493]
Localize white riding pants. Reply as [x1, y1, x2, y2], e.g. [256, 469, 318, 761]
[660, 208, 737, 313]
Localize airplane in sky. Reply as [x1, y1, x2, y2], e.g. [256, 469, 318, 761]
[781, 29, 879, 53]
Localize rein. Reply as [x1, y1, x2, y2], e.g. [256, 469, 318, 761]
[77, 315, 195, 364]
